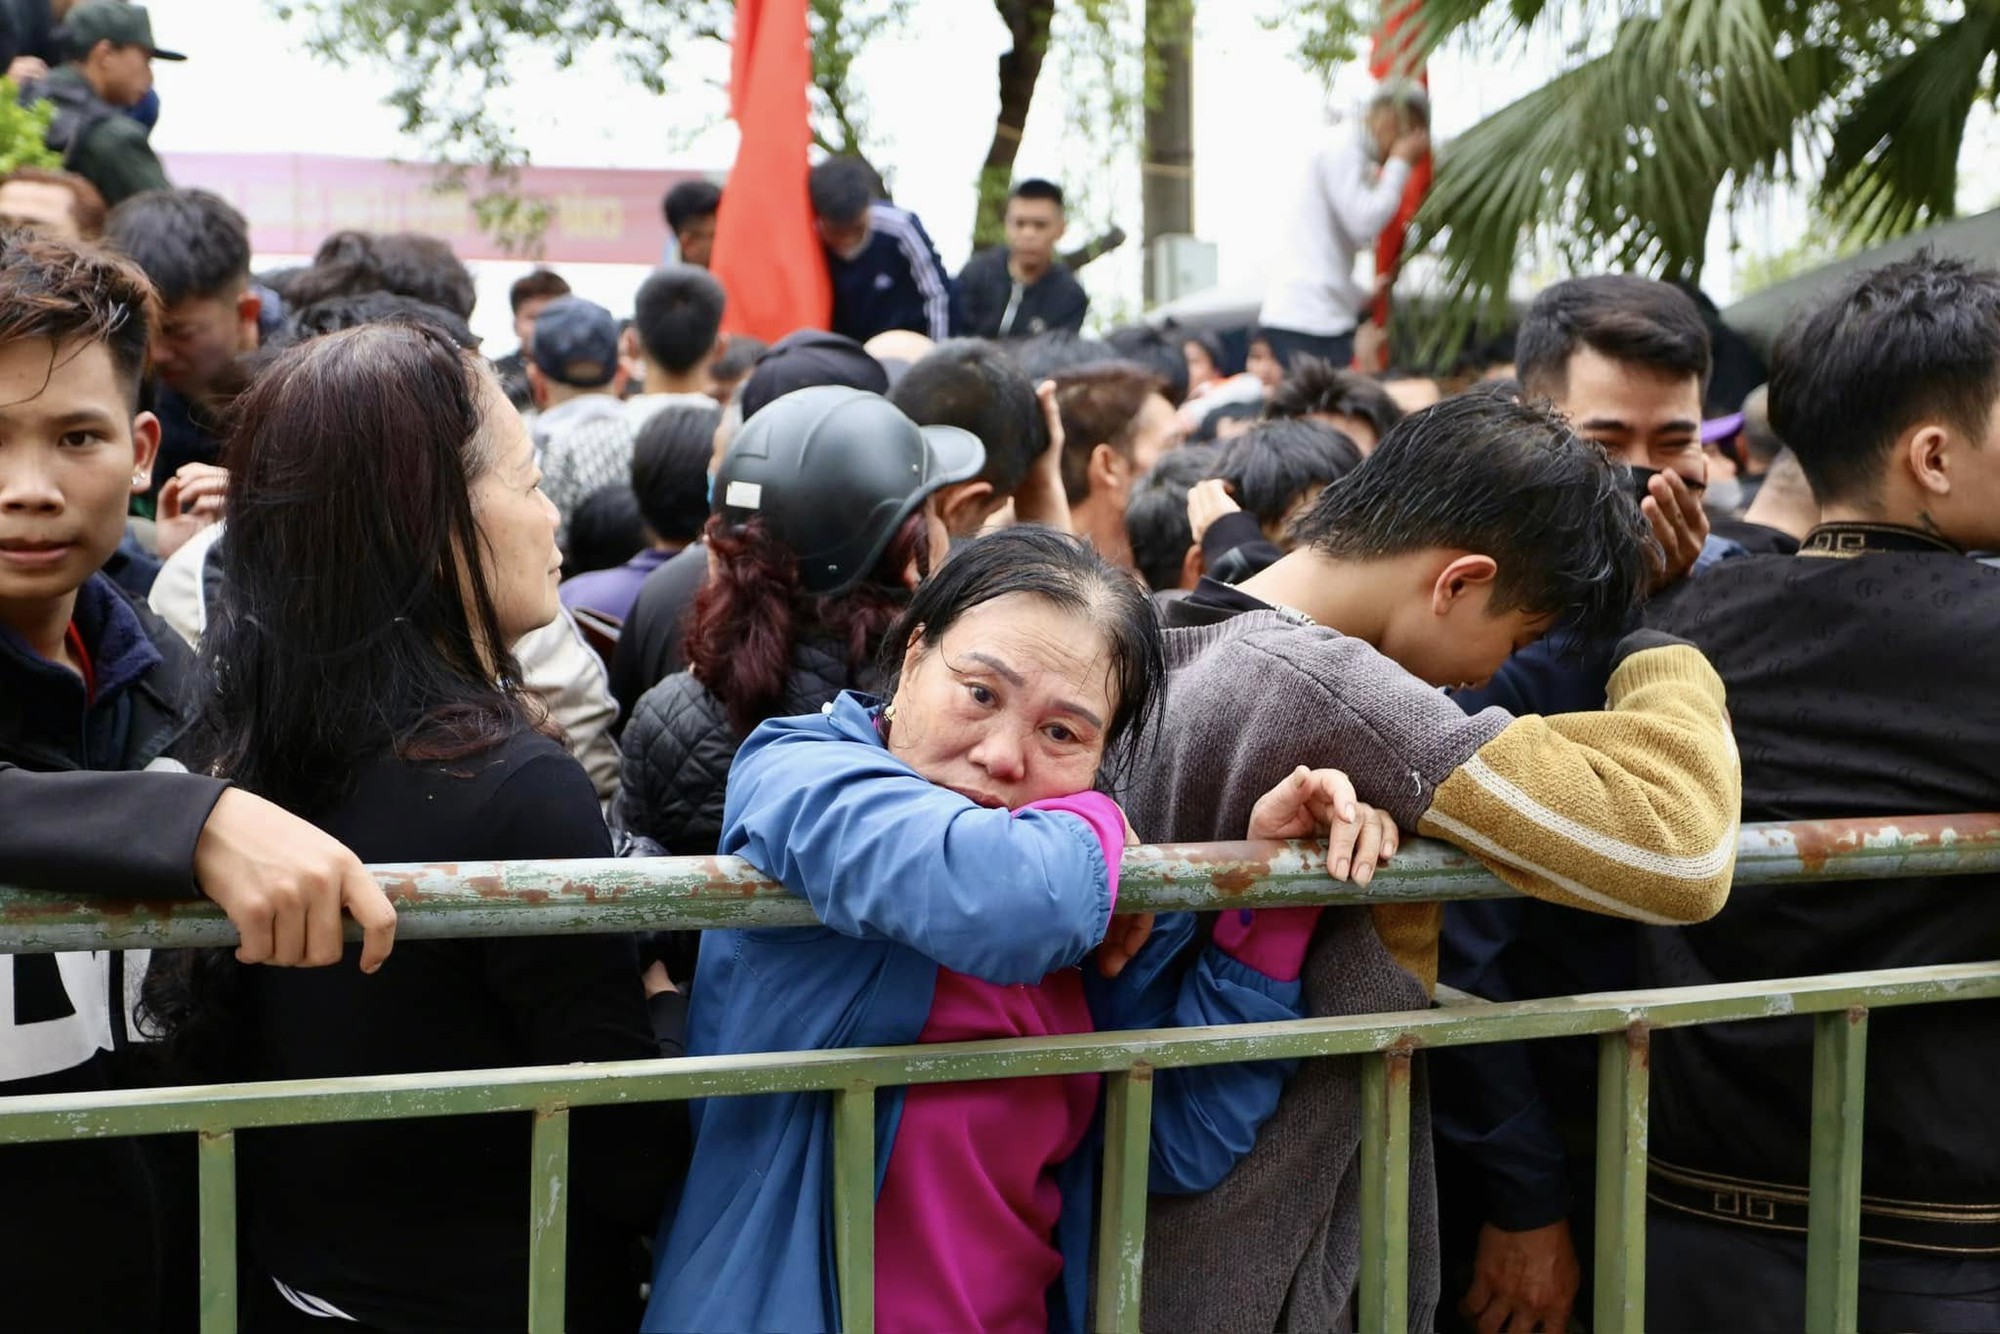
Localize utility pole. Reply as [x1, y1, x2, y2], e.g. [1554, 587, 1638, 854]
[1141, 0, 1194, 304]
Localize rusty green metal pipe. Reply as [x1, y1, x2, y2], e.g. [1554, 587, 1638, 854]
[0, 958, 1995, 1146]
[0, 814, 1995, 955]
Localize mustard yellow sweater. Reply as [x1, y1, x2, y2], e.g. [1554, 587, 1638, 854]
[1126, 616, 1742, 989]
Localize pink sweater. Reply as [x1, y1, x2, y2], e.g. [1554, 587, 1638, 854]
[873, 792, 1323, 1331]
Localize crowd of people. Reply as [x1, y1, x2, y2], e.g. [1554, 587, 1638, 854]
[0, 15, 1995, 1331]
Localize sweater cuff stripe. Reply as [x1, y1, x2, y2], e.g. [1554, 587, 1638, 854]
[1418, 808, 1688, 925]
[1458, 752, 1740, 879]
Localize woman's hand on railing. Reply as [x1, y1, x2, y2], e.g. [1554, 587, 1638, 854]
[193, 789, 399, 972]
[1248, 766, 1400, 885]
[1098, 808, 1156, 978]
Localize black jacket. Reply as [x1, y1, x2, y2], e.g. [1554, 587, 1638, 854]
[615, 637, 868, 858]
[28, 67, 168, 206]
[955, 246, 1089, 340]
[237, 730, 681, 1332]
[0, 574, 195, 777]
[0, 573, 207, 1330]
[609, 541, 708, 722]
[1641, 530, 2000, 1251]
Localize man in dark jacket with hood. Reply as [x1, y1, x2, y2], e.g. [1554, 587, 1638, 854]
[0, 231, 393, 1330]
[25, 0, 176, 207]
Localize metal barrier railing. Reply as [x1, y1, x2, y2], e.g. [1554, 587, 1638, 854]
[2, 813, 1997, 1334]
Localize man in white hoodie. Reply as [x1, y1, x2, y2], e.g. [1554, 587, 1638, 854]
[1258, 80, 1430, 373]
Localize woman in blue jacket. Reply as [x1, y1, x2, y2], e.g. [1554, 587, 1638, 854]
[647, 526, 1396, 1333]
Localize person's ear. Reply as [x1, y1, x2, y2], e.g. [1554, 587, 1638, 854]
[935, 479, 995, 538]
[1088, 442, 1126, 494]
[1429, 553, 1498, 617]
[709, 330, 731, 365]
[900, 624, 929, 678]
[1906, 423, 1952, 499]
[1052, 214, 1069, 245]
[525, 362, 551, 409]
[236, 289, 262, 352]
[1179, 542, 1205, 591]
[128, 411, 161, 495]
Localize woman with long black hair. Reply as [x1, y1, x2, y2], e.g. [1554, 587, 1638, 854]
[147, 319, 681, 1332]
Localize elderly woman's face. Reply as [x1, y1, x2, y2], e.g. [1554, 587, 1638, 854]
[886, 592, 1116, 811]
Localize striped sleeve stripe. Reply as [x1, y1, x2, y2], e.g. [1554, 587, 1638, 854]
[1417, 809, 1689, 925]
[874, 204, 952, 339]
[1458, 752, 1740, 880]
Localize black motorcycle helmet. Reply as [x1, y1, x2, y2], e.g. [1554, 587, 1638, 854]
[713, 385, 985, 595]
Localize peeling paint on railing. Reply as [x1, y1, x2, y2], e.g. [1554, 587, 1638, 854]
[0, 814, 1994, 954]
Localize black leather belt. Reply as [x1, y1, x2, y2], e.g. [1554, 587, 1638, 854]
[1648, 1158, 2000, 1255]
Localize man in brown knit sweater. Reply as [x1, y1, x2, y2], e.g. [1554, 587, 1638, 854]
[1125, 389, 1742, 1331]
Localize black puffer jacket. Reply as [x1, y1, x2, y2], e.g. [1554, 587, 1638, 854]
[614, 638, 877, 857]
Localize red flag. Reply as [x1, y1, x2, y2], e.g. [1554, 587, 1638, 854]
[711, 0, 831, 342]
[1366, 0, 1432, 358]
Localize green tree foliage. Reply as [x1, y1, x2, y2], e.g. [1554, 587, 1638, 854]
[0, 80, 61, 174]
[1390, 0, 1999, 351]
[271, 0, 1367, 257]
[271, 0, 909, 249]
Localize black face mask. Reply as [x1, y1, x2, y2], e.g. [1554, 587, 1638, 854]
[1625, 465, 1706, 504]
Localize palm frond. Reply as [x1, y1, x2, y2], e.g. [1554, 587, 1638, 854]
[1823, 0, 2000, 245]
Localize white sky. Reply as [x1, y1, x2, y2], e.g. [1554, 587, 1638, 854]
[145, 1, 1999, 350]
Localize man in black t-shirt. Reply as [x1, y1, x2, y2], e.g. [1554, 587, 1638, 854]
[1640, 253, 2000, 1330]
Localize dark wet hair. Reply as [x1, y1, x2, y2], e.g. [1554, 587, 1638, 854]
[664, 179, 722, 232]
[1265, 357, 1406, 442]
[508, 268, 570, 314]
[274, 293, 480, 353]
[0, 229, 155, 403]
[809, 156, 877, 225]
[1127, 445, 1219, 592]
[104, 188, 250, 306]
[891, 338, 1045, 498]
[631, 403, 720, 545]
[881, 526, 1166, 771]
[633, 265, 726, 374]
[1213, 419, 1362, 535]
[1010, 178, 1065, 209]
[288, 231, 477, 319]
[565, 485, 647, 575]
[1293, 387, 1651, 645]
[1516, 275, 1712, 400]
[1105, 324, 1191, 406]
[1768, 252, 2000, 507]
[192, 322, 533, 813]
[1009, 329, 1118, 383]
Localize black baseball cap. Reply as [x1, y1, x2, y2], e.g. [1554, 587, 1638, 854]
[715, 386, 984, 595]
[530, 297, 621, 388]
[739, 330, 889, 421]
[63, 2, 185, 61]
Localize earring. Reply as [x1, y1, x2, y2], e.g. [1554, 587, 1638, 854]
[882, 702, 898, 722]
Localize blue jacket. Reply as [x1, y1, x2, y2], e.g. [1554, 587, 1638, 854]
[826, 202, 956, 344]
[646, 693, 1307, 1333]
